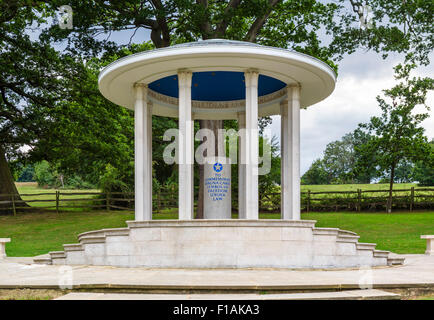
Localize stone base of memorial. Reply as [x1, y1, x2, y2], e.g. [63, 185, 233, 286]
[34, 40, 405, 269]
[33, 220, 403, 268]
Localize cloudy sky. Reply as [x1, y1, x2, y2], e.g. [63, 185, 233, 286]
[269, 51, 434, 173]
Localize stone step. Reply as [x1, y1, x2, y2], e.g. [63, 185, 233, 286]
[49, 251, 66, 259]
[312, 228, 339, 235]
[336, 234, 360, 243]
[55, 289, 401, 300]
[79, 235, 106, 244]
[64, 244, 84, 251]
[387, 257, 405, 266]
[31, 221, 398, 269]
[338, 229, 358, 236]
[356, 243, 377, 250]
[78, 228, 130, 242]
[373, 250, 390, 258]
[33, 254, 52, 265]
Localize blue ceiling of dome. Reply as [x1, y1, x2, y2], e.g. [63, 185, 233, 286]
[148, 71, 286, 101]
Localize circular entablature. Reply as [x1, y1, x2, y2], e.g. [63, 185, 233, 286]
[98, 39, 336, 119]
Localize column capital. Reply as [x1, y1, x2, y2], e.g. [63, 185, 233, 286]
[134, 83, 148, 89]
[134, 83, 148, 101]
[177, 69, 193, 87]
[244, 68, 259, 74]
[244, 69, 259, 88]
[287, 83, 301, 89]
[286, 84, 301, 101]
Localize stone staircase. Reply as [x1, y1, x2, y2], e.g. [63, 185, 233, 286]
[33, 220, 405, 268]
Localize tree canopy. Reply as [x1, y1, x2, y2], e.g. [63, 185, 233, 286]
[355, 63, 433, 212]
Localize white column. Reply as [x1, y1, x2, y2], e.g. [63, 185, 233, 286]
[281, 85, 301, 220]
[280, 101, 287, 218]
[134, 84, 152, 221]
[178, 70, 194, 220]
[237, 112, 246, 219]
[147, 102, 153, 212]
[244, 70, 259, 220]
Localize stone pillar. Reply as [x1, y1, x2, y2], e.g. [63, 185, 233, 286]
[178, 70, 194, 220]
[237, 112, 246, 219]
[244, 70, 259, 220]
[204, 157, 231, 219]
[280, 101, 287, 218]
[134, 84, 152, 221]
[147, 102, 153, 211]
[281, 85, 301, 220]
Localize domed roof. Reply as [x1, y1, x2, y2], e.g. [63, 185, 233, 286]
[99, 39, 336, 120]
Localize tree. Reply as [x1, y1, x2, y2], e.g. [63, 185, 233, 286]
[305, 130, 376, 185]
[322, 133, 358, 184]
[393, 159, 414, 183]
[355, 63, 433, 212]
[0, 1, 86, 212]
[16, 164, 35, 182]
[37, 43, 179, 194]
[412, 139, 434, 186]
[301, 159, 330, 185]
[258, 135, 281, 196]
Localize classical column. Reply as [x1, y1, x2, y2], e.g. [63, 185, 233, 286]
[178, 70, 194, 220]
[134, 84, 152, 221]
[237, 112, 246, 219]
[147, 102, 153, 213]
[280, 101, 287, 218]
[244, 70, 259, 220]
[281, 85, 301, 220]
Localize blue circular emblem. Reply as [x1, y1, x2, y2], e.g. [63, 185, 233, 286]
[213, 162, 223, 173]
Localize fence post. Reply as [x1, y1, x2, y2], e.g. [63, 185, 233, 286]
[306, 190, 310, 213]
[56, 191, 60, 214]
[410, 187, 415, 212]
[11, 194, 16, 216]
[357, 189, 362, 212]
[106, 192, 110, 211]
[157, 192, 161, 213]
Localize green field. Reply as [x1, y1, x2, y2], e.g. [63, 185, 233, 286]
[16, 182, 421, 197]
[301, 183, 418, 192]
[14, 182, 101, 211]
[13, 182, 428, 212]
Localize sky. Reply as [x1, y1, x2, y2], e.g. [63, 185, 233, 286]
[269, 51, 434, 173]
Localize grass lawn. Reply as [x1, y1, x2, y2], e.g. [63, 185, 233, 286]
[0, 208, 432, 257]
[0, 289, 65, 300]
[411, 295, 434, 300]
[301, 211, 433, 254]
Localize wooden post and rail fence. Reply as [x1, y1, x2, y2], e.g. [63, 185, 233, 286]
[0, 187, 433, 214]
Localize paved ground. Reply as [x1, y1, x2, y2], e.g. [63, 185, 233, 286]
[0, 254, 433, 293]
[55, 289, 400, 300]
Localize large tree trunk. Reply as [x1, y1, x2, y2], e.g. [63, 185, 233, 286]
[386, 162, 396, 213]
[0, 145, 27, 214]
[196, 120, 224, 219]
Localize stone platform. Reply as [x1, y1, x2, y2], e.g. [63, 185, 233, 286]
[33, 220, 403, 269]
[55, 289, 401, 300]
